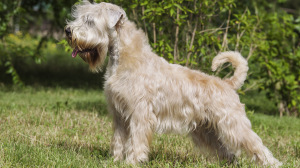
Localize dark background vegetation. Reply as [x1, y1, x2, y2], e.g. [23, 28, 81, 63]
[0, 0, 299, 117]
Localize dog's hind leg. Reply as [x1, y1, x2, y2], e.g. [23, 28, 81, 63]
[190, 123, 235, 164]
[214, 107, 282, 167]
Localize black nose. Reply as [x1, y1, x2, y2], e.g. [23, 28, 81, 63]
[65, 27, 71, 36]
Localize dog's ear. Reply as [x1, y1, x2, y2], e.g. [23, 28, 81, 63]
[107, 9, 124, 28]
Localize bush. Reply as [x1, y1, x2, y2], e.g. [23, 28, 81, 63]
[1, 0, 300, 116]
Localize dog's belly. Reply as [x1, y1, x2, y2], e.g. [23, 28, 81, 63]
[154, 115, 198, 134]
[150, 89, 206, 134]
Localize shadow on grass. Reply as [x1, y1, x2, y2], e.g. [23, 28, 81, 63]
[148, 150, 199, 166]
[74, 99, 108, 116]
[52, 96, 108, 116]
[17, 62, 105, 89]
[0, 53, 106, 89]
[148, 149, 232, 167]
[56, 140, 111, 161]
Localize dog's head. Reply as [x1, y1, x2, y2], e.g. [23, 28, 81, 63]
[65, 0, 126, 71]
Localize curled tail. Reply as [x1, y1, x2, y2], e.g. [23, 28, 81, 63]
[211, 51, 249, 90]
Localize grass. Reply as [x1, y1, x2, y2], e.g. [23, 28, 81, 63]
[0, 86, 299, 167]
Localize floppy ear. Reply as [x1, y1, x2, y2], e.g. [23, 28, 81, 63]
[107, 9, 124, 28]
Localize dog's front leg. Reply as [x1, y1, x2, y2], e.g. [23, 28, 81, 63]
[110, 108, 128, 161]
[124, 105, 154, 164]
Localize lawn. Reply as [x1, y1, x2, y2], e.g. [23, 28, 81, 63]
[0, 86, 299, 167]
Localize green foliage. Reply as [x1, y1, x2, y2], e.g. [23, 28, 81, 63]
[1, 0, 300, 116]
[220, 1, 300, 116]
[0, 33, 44, 86]
[0, 0, 22, 85]
[0, 0, 76, 86]
[97, 0, 299, 116]
[58, 39, 73, 53]
[99, 0, 238, 71]
[0, 0, 21, 37]
[265, 16, 299, 116]
[0, 34, 102, 88]
[247, 6, 300, 116]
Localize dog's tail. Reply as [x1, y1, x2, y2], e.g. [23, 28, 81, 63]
[211, 51, 248, 90]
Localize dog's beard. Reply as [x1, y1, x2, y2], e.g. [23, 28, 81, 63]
[69, 41, 108, 72]
[77, 48, 99, 65]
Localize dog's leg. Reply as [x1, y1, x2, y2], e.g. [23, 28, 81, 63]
[190, 124, 235, 163]
[215, 109, 282, 167]
[124, 104, 154, 164]
[110, 107, 128, 161]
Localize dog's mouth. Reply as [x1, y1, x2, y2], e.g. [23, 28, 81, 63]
[72, 47, 95, 58]
[72, 46, 99, 66]
[72, 47, 80, 58]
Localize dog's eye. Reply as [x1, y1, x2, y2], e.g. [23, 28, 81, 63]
[84, 16, 95, 26]
[86, 20, 95, 26]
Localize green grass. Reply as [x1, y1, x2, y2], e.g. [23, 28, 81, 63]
[0, 86, 299, 167]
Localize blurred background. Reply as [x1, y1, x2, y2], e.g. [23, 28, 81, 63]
[0, 0, 299, 117]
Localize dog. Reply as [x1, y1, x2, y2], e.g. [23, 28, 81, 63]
[65, 1, 282, 167]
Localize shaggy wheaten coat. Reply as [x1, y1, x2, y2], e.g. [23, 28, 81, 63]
[65, 1, 282, 167]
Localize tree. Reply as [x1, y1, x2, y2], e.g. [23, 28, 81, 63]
[97, 0, 300, 116]
[0, 0, 76, 85]
[1, 0, 299, 116]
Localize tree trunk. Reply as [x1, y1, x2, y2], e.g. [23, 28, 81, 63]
[186, 17, 198, 67]
[142, 6, 148, 37]
[279, 101, 284, 117]
[174, 7, 180, 62]
[152, 23, 156, 49]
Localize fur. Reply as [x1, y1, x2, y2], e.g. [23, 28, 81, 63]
[65, 1, 282, 167]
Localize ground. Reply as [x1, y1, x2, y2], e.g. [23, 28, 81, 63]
[0, 86, 299, 167]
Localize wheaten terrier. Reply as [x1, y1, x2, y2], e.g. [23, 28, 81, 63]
[65, 1, 282, 167]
